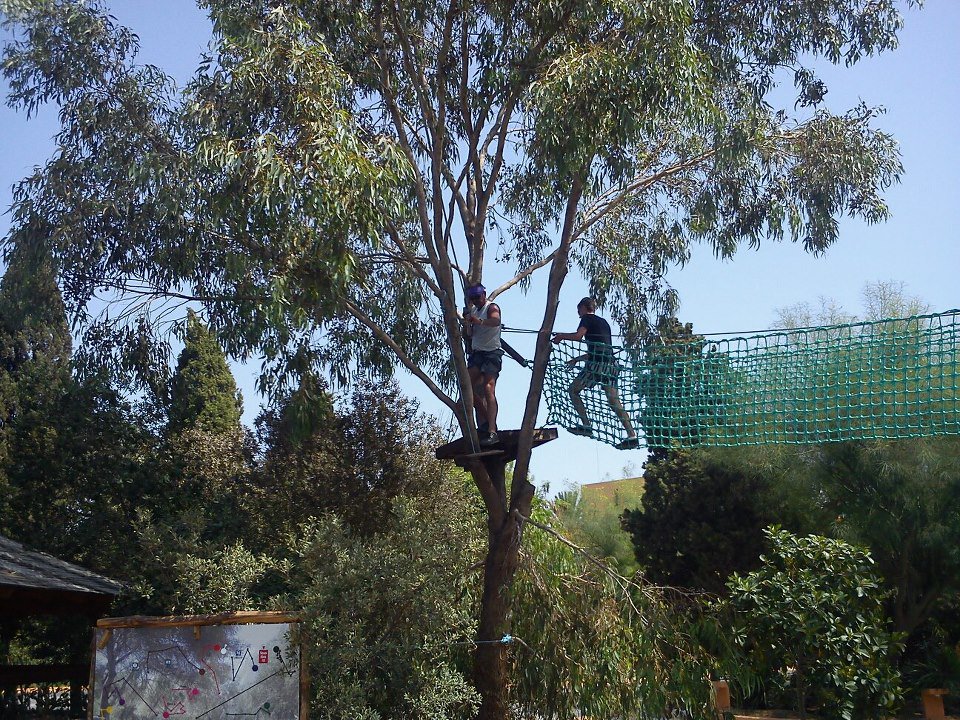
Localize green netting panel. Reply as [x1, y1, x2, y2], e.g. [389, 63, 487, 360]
[544, 311, 960, 449]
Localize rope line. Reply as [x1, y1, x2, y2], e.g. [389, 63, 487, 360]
[504, 309, 960, 339]
[542, 310, 960, 449]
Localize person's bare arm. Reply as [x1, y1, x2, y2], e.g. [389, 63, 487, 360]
[466, 302, 500, 328]
[551, 325, 587, 344]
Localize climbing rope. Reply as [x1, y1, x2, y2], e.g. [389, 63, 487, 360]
[543, 310, 960, 449]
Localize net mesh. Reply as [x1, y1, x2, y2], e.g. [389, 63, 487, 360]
[543, 310, 960, 449]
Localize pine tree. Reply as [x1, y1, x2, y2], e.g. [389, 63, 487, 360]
[167, 311, 242, 434]
[0, 240, 73, 538]
[0, 240, 72, 426]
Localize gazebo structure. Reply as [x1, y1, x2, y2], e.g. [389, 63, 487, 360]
[0, 533, 122, 717]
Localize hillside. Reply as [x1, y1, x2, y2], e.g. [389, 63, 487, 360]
[579, 476, 645, 509]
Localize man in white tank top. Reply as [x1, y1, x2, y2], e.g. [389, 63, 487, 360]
[464, 283, 503, 446]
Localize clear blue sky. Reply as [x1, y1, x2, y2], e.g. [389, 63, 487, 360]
[2, 2, 957, 491]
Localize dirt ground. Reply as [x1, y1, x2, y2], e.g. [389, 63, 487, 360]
[732, 712, 959, 720]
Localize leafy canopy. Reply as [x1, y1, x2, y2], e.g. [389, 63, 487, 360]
[0, 1, 919, 717]
[0, 0, 912, 400]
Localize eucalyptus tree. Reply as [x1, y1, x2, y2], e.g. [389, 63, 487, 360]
[2, 0, 915, 715]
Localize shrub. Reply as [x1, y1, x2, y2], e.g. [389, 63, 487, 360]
[725, 527, 902, 720]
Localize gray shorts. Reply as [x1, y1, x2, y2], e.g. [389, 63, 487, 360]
[468, 349, 503, 378]
[575, 359, 620, 389]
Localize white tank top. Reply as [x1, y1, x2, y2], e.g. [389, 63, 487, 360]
[469, 301, 501, 352]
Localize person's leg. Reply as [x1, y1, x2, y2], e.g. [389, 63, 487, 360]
[604, 385, 637, 438]
[569, 376, 591, 428]
[482, 373, 498, 432]
[468, 365, 487, 429]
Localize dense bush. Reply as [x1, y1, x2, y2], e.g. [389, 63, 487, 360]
[725, 528, 902, 720]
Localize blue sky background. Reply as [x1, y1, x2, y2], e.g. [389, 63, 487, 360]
[2, 1, 957, 490]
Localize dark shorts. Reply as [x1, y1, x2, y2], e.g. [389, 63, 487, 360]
[468, 349, 503, 378]
[575, 359, 620, 390]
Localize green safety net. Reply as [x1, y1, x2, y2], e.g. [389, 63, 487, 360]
[543, 310, 960, 449]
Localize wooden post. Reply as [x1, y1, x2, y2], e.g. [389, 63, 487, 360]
[70, 675, 83, 718]
[922, 688, 947, 720]
[712, 680, 731, 716]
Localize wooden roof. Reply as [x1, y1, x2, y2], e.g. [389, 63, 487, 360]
[0, 534, 123, 617]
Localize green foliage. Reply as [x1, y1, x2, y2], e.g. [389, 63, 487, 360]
[174, 543, 284, 615]
[0, 0, 914, 391]
[901, 595, 960, 697]
[1, 0, 409, 391]
[725, 527, 902, 720]
[286, 477, 485, 720]
[0, 374, 162, 664]
[0, 240, 71, 380]
[808, 440, 960, 660]
[622, 447, 822, 594]
[510, 500, 717, 719]
[168, 311, 243, 433]
[142, 312, 250, 589]
[0, 241, 72, 521]
[253, 379, 448, 535]
[553, 478, 643, 575]
[139, 381, 486, 719]
[0, 242, 149, 592]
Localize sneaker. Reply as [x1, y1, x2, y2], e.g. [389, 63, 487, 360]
[568, 425, 593, 438]
[480, 431, 499, 447]
[615, 437, 640, 450]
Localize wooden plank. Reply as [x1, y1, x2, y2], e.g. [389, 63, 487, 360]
[96, 610, 301, 629]
[435, 427, 558, 461]
[87, 626, 97, 720]
[457, 450, 505, 459]
[299, 629, 310, 720]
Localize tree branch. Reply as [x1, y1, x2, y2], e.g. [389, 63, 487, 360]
[343, 299, 457, 415]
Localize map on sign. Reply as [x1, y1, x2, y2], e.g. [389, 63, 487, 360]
[91, 621, 301, 719]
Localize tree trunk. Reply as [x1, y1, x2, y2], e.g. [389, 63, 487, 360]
[469, 178, 583, 719]
[471, 455, 533, 720]
[474, 516, 522, 719]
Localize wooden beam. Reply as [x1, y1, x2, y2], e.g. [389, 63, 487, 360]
[435, 427, 557, 466]
[96, 610, 301, 629]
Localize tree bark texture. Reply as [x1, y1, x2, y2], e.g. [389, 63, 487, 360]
[471, 454, 534, 720]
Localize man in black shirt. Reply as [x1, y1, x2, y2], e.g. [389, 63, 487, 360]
[551, 297, 639, 449]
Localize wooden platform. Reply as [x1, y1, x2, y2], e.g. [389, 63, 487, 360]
[435, 427, 558, 466]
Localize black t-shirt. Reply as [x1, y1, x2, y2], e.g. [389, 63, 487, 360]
[577, 314, 614, 362]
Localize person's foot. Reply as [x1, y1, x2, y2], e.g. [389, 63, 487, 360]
[480, 431, 499, 447]
[568, 424, 593, 437]
[478, 421, 489, 434]
[615, 436, 640, 450]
